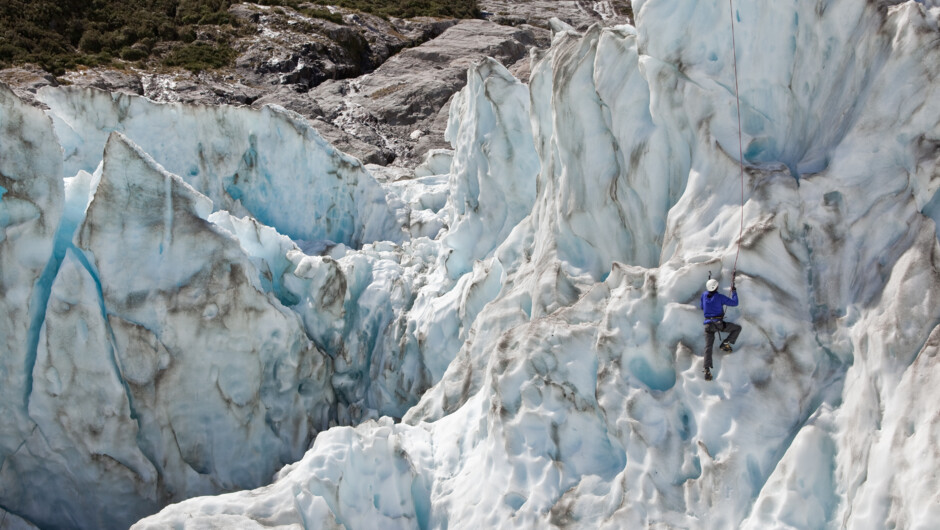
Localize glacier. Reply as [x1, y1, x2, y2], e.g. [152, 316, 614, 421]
[1, 0, 939, 528]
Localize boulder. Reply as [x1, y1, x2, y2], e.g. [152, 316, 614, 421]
[307, 19, 545, 165]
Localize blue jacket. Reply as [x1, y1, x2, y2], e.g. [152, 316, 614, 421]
[701, 290, 738, 324]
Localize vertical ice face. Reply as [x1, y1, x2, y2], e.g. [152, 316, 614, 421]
[0, 84, 64, 526]
[136, 1, 940, 529]
[527, 24, 683, 280]
[442, 57, 539, 278]
[83, 131, 335, 482]
[37, 87, 404, 247]
[634, 0, 888, 177]
[0, 129, 337, 529]
[274, 57, 542, 425]
[25, 249, 159, 529]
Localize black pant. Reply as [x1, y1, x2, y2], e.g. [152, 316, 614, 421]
[703, 320, 741, 370]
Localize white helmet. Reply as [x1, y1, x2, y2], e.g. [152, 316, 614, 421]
[706, 279, 719, 292]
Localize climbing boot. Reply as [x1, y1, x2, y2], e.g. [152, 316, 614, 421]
[720, 342, 733, 353]
[704, 368, 713, 381]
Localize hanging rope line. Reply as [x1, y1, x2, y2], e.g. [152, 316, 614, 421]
[728, 0, 745, 287]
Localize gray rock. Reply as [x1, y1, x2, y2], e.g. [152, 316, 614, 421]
[0, 66, 59, 105]
[229, 4, 456, 92]
[60, 68, 144, 96]
[3, 5, 456, 111]
[307, 19, 544, 165]
[309, 116, 397, 165]
[139, 71, 266, 105]
[357, 20, 535, 125]
[479, 0, 632, 30]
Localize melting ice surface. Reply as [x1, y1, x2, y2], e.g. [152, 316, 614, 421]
[1, 0, 940, 528]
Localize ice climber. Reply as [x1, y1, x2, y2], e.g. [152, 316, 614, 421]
[700, 278, 741, 381]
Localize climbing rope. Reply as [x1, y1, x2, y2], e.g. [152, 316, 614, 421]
[728, 0, 745, 288]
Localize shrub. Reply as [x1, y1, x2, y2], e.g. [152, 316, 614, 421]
[179, 26, 197, 44]
[120, 47, 148, 61]
[78, 29, 103, 53]
[298, 7, 345, 25]
[0, 43, 18, 62]
[162, 42, 236, 72]
[198, 11, 236, 26]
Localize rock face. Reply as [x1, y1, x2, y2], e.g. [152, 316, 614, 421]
[230, 5, 457, 92]
[479, 0, 631, 29]
[58, 5, 456, 106]
[0, 67, 62, 105]
[303, 19, 544, 165]
[1, 4, 457, 115]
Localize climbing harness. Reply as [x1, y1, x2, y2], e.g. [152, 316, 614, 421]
[728, 0, 745, 289]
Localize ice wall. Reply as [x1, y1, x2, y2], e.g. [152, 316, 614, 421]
[275, 57, 539, 423]
[0, 113, 337, 528]
[442, 57, 539, 278]
[137, 0, 940, 528]
[0, 52, 541, 527]
[37, 87, 404, 247]
[0, 85, 64, 527]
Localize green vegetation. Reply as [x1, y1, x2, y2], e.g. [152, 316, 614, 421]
[163, 41, 237, 70]
[297, 7, 345, 25]
[0, 0, 479, 75]
[0, 0, 240, 74]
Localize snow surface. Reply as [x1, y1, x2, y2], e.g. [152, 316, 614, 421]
[1, 0, 940, 528]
